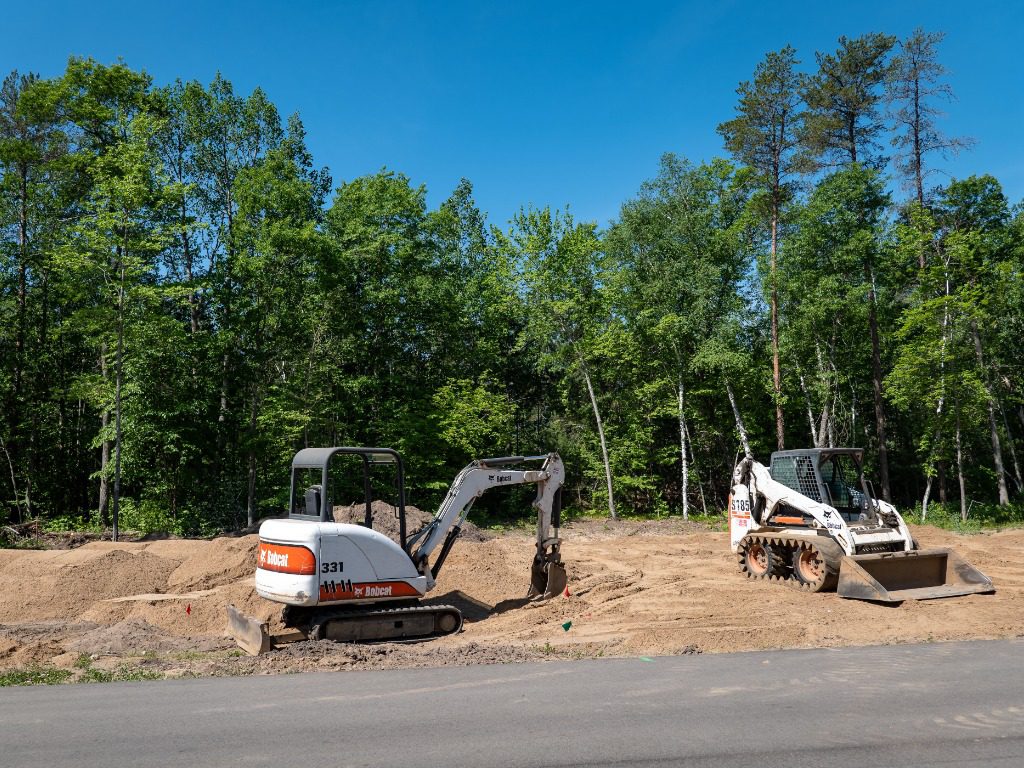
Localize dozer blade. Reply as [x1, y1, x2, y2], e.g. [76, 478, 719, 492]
[528, 559, 568, 600]
[837, 548, 994, 603]
[226, 604, 272, 655]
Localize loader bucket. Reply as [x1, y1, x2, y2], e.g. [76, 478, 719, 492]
[836, 548, 994, 603]
[226, 604, 272, 655]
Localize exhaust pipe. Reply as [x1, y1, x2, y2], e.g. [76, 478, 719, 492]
[837, 548, 994, 602]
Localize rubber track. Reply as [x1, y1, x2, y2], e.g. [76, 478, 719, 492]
[308, 603, 464, 643]
[736, 535, 789, 583]
[737, 534, 843, 593]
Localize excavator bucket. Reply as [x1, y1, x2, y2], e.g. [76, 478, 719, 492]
[528, 558, 568, 599]
[226, 604, 272, 655]
[837, 548, 994, 603]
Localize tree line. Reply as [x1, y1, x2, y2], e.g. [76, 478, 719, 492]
[1, 30, 1021, 536]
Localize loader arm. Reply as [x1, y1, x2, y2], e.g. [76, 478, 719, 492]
[406, 453, 567, 597]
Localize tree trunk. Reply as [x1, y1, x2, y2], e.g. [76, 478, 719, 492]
[913, 75, 925, 218]
[677, 377, 689, 521]
[14, 169, 28, 401]
[0, 434, 22, 523]
[971, 321, 1010, 505]
[246, 391, 259, 528]
[98, 344, 110, 525]
[921, 474, 932, 523]
[998, 402, 1023, 493]
[864, 265, 891, 501]
[580, 360, 615, 519]
[682, 420, 707, 514]
[936, 261, 950, 506]
[955, 395, 967, 522]
[183, 223, 199, 336]
[770, 208, 784, 451]
[817, 401, 831, 449]
[798, 371, 817, 445]
[112, 261, 126, 543]
[814, 343, 833, 448]
[726, 380, 752, 458]
[218, 353, 230, 423]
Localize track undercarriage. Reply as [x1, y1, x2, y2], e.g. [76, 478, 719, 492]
[286, 601, 464, 643]
[227, 601, 464, 655]
[736, 532, 845, 592]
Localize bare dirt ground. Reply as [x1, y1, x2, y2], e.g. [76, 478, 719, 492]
[1, 518, 1021, 680]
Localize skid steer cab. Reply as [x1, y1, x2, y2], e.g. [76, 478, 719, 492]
[729, 448, 993, 602]
[228, 447, 567, 654]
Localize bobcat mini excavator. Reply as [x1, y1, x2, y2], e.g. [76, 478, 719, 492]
[729, 448, 993, 602]
[228, 447, 567, 654]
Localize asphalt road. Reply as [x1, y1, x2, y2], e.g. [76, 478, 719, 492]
[2, 639, 1023, 767]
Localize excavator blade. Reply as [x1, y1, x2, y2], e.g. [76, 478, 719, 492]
[837, 548, 994, 603]
[528, 558, 568, 599]
[226, 604, 272, 655]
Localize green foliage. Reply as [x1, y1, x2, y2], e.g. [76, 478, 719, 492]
[74, 654, 163, 683]
[802, 33, 897, 168]
[0, 44, 1021, 540]
[432, 376, 515, 460]
[918, 502, 1024, 532]
[0, 667, 73, 686]
[42, 514, 104, 533]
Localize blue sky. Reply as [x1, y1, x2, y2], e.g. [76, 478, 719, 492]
[5, 1, 1022, 228]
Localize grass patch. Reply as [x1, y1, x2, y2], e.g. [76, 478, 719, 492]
[75, 654, 163, 683]
[915, 501, 1024, 532]
[687, 512, 728, 531]
[0, 667, 74, 686]
[81, 665, 163, 683]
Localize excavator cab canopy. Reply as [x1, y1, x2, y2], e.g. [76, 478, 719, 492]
[289, 446, 409, 549]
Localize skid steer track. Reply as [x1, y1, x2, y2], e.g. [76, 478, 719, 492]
[737, 534, 843, 593]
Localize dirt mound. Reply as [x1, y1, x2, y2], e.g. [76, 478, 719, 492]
[0, 548, 179, 623]
[63, 620, 225, 655]
[1, 520, 1022, 679]
[332, 500, 488, 542]
[166, 537, 258, 592]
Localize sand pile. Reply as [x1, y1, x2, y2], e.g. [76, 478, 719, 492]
[0, 519, 1022, 679]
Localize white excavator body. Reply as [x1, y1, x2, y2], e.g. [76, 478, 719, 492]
[254, 519, 428, 607]
[229, 447, 567, 653]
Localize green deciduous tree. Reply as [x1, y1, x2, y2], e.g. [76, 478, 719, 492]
[780, 165, 896, 499]
[606, 155, 750, 517]
[508, 208, 617, 517]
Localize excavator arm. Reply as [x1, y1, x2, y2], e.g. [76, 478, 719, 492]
[406, 453, 567, 598]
